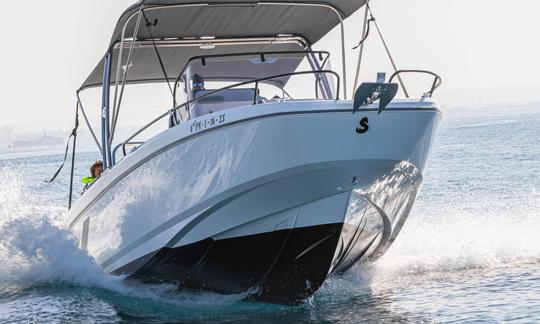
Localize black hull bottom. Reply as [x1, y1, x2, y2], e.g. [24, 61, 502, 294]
[113, 215, 384, 305]
[114, 224, 345, 304]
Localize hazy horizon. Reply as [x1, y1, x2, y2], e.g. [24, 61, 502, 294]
[1, 0, 539, 134]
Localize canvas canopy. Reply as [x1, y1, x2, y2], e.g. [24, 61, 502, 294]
[79, 0, 367, 91]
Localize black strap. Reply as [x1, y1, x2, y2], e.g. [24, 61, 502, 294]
[142, 10, 174, 97]
[44, 110, 79, 183]
[352, 12, 375, 50]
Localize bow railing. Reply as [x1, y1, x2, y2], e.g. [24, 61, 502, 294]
[112, 70, 340, 163]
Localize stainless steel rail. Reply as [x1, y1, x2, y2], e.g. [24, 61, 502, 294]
[388, 70, 442, 98]
[116, 70, 340, 161]
[112, 141, 145, 164]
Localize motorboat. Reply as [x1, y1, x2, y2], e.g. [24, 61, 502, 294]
[65, 0, 442, 305]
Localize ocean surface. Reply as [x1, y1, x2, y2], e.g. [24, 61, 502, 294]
[0, 105, 538, 323]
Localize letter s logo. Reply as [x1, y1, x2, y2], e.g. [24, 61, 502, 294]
[356, 117, 369, 134]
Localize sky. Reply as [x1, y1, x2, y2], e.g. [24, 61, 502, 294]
[1, 0, 539, 133]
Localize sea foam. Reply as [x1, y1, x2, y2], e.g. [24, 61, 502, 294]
[0, 166, 244, 306]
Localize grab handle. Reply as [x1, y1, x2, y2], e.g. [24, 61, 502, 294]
[388, 70, 442, 98]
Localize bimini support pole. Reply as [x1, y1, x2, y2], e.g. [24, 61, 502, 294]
[76, 91, 102, 154]
[353, 1, 370, 91]
[110, 5, 144, 146]
[68, 103, 80, 209]
[101, 52, 113, 168]
[339, 19, 347, 99]
[370, 7, 409, 98]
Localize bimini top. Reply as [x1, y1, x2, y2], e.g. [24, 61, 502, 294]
[79, 0, 366, 91]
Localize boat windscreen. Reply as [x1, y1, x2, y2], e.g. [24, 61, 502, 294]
[180, 52, 331, 88]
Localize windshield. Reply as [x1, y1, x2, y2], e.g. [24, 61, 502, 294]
[172, 51, 338, 119]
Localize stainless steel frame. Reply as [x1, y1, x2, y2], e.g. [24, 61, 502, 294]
[115, 2, 348, 97]
[100, 53, 111, 167]
[114, 69, 340, 162]
[111, 36, 309, 50]
[81, 1, 353, 170]
[171, 50, 332, 104]
[110, 6, 144, 145]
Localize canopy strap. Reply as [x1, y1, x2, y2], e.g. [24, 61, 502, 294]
[77, 92, 102, 153]
[352, 10, 374, 50]
[45, 102, 79, 184]
[369, 5, 409, 98]
[352, 3, 410, 98]
[353, 1, 372, 91]
[142, 10, 174, 98]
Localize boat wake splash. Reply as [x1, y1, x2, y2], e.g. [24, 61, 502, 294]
[0, 165, 538, 305]
[0, 166, 244, 307]
[318, 190, 540, 301]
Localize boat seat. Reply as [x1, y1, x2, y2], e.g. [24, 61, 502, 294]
[191, 88, 265, 117]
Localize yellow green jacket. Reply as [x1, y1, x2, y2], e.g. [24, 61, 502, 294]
[82, 176, 95, 185]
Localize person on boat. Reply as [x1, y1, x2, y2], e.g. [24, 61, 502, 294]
[191, 74, 205, 94]
[82, 160, 103, 193]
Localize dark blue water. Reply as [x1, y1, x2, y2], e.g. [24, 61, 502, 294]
[0, 105, 538, 322]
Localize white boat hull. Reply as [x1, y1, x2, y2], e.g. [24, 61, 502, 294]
[68, 99, 441, 304]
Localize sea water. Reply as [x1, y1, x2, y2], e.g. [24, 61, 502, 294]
[0, 105, 538, 323]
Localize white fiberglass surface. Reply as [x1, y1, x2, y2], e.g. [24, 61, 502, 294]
[83, 122, 260, 263]
[69, 107, 439, 265]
